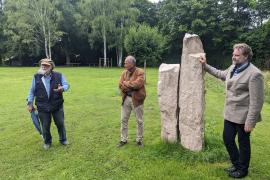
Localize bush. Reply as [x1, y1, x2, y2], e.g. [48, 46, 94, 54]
[124, 24, 167, 67]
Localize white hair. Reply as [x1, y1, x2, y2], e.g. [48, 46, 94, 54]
[126, 55, 136, 65]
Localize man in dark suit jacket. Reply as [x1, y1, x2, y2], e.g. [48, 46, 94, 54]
[200, 43, 264, 178]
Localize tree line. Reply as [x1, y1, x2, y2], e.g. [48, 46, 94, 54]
[0, 0, 269, 68]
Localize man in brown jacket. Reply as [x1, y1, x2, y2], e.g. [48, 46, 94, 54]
[200, 43, 264, 178]
[118, 55, 146, 147]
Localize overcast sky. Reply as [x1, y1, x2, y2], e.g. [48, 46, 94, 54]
[148, 0, 162, 3]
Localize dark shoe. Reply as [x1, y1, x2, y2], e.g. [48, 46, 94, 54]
[229, 170, 248, 178]
[60, 140, 69, 145]
[117, 141, 127, 147]
[43, 144, 51, 150]
[136, 141, 144, 147]
[224, 165, 237, 173]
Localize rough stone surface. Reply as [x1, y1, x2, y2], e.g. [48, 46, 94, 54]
[179, 33, 205, 151]
[158, 63, 180, 143]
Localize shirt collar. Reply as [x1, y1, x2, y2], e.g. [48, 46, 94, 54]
[236, 62, 249, 72]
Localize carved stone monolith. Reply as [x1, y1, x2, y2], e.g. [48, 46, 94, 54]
[179, 33, 205, 151]
[158, 63, 180, 143]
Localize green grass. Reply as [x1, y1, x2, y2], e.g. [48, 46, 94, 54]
[0, 67, 269, 180]
[264, 71, 270, 103]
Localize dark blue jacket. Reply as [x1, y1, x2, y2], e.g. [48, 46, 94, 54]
[34, 72, 64, 112]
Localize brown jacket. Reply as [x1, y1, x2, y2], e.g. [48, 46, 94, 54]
[205, 63, 264, 127]
[119, 67, 146, 107]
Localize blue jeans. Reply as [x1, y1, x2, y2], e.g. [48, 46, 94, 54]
[38, 108, 67, 144]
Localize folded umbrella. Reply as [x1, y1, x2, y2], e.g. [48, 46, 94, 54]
[30, 109, 42, 135]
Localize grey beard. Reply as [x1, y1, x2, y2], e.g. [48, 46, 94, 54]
[37, 68, 51, 75]
[37, 68, 46, 75]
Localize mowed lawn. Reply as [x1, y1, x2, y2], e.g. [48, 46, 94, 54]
[0, 67, 269, 180]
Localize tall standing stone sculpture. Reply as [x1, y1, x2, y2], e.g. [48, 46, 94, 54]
[158, 64, 180, 143]
[179, 33, 205, 151]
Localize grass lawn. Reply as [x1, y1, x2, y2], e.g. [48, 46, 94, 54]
[0, 67, 269, 180]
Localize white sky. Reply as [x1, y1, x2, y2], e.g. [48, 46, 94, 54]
[148, 0, 162, 3]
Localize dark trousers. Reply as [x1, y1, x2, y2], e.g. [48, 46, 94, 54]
[38, 108, 67, 145]
[223, 120, 250, 173]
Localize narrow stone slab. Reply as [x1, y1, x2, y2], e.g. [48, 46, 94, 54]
[179, 33, 205, 151]
[158, 63, 180, 143]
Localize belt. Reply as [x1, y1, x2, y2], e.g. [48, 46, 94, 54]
[126, 92, 132, 97]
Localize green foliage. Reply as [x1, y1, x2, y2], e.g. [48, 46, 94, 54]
[239, 21, 270, 68]
[158, 0, 220, 41]
[78, 0, 139, 66]
[3, 0, 64, 61]
[133, 0, 158, 27]
[110, 0, 139, 66]
[157, 0, 224, 64]
[78, 0, 115, 48]
[250, 0, 270, 27]
[124, 24, 167, 66]
[0, 3, 5, 63]
[264, 71, 270, 103]
[1, 0, 270, 68]
[3, 0, 37, 61]
[157, 0, 270, 68]
[0, 68, 270, 179]
[55, 0, 81, 63]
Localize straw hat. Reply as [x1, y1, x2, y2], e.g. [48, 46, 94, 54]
[39, 58, 55, 69]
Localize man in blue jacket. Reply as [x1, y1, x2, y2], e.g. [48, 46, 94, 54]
[27, 58, 70, 150]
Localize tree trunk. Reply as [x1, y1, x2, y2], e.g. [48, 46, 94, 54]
[117, 18, 124, 67]
[116, 48, 119, 66]
[102, 0, 107, 67]
[17, 45, 23, 66]
[48, 28, 51, 59]
[103, 24, 107, 67]
[42, 24, 49, 58]
[118, 46, 123, 67]
[0, 0, 3, 10]
[64, 48, 70, 64]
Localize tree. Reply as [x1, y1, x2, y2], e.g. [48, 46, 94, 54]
[249, 0, 270, 27]
[0, 0, 5, 64]
[3, 0, 36, 64]
[78, 0, 115, 67]
[0, 0, 3, 9]
[29, 0, 63, 59]
[157, 0, 221, 63]
[3, 0, 63, 64]
[240, 21, 270, 68]
[133, 0, 158, 27]
[111, 0, 138, 67]
[124, 24, 167, 67]
[78, 0, 140, 67]
[55, 0, 80, 64]
[157, 0, 263, 67]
